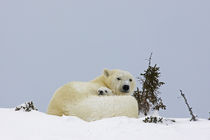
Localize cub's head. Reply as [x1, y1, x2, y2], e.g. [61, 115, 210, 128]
[103, 69, 136, 95]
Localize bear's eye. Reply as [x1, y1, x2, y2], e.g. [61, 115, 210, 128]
[117, 77, 121, 80]
[129, 79, 132, 82]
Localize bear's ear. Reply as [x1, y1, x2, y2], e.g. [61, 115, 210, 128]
[104, 69, 110, 77]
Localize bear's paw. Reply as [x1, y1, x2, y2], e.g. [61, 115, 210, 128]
[97, 87, 112, 96]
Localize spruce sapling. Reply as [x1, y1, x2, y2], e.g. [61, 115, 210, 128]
[133, 53, 166, 116]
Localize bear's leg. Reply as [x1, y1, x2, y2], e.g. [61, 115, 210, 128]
[97, 87, 112, 96]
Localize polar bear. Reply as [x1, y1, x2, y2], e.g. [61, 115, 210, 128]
[47, 69, 138, 121]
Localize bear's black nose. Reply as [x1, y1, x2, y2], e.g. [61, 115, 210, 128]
[122, 85, 130, 91]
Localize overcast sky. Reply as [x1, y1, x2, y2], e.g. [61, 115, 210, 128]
[0, 0, 210, 118]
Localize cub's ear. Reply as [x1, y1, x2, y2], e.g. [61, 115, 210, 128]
[104, 69, 110, 77]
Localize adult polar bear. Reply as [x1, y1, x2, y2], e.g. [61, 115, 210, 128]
[47, 69, 138, 121]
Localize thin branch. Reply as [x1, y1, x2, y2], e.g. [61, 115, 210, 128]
[179, 90, 197, 121]
[148, 52, 153, 66]
[145, 52, 153, 67]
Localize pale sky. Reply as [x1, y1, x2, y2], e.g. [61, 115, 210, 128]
[0, 0, 210, 118]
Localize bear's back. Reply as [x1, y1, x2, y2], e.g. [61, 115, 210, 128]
[47, 81, 104, 116]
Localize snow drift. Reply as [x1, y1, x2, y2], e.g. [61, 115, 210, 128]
[0, 108, 210, 140]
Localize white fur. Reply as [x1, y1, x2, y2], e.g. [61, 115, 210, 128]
[47, 69, 138, 121]
[65, 96, 138, 121]
[97, 87, 113, 95]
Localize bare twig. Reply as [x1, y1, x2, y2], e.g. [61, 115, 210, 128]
[179, 90, 197, 121]
[145, 52, 153, 67]
[148, 52, 153, 66]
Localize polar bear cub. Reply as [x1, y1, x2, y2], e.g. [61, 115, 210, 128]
[47, 69, 138, 121]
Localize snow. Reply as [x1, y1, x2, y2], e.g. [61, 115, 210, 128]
[0, 108, 210, 140]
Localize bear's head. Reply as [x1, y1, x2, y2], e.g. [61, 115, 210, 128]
[103, 69, 136, 95]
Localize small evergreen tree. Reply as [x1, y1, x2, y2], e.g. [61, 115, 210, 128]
[133, 53, 166, 116]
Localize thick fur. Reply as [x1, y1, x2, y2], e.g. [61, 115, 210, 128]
[47, 69, 138, 121]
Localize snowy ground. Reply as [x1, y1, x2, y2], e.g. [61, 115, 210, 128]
[0, 108, 210, 140]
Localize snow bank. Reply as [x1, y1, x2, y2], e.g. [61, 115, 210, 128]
[0, 108, 210, 140]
